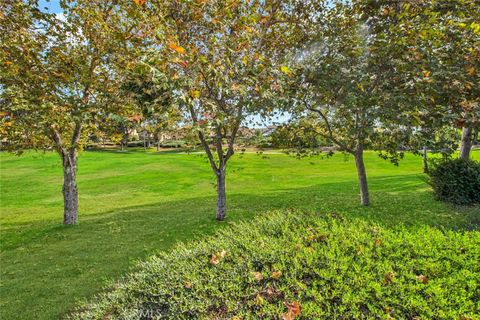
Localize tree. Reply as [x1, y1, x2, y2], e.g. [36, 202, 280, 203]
[0, 0, 141, 224]
[387, 0, 480, 160]
[140, 0, 316, 220]
[286, 1, 416, 206]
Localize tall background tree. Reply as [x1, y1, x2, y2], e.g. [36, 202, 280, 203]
[387, 0, 480, 160]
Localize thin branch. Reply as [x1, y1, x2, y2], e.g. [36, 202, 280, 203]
[303, 99, 353, 153]
[188, 104, 219, 173]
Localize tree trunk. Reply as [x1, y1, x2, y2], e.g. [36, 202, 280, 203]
[62, 151, 79, 225]
[422, 146, 428, 173]
[459, 126, 472, 160]
[216, 168, 227, 221]
[354, 144, 370, 206]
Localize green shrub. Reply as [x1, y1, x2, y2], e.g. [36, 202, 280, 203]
[69, 210, 480, 320]
[428, 158, 480, 205]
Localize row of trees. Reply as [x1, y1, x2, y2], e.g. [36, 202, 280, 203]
[1, 0, 478, 224]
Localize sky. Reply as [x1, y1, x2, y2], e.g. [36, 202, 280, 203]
[37, 0, 291, 128]
[39, 0, 62, 13]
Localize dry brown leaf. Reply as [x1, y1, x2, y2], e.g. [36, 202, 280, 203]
[415, 275, 428, 284]
[253, 272, 263, 282]
[209, 254, 219, 265]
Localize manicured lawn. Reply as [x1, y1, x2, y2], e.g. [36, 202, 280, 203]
[0, 149, 479, 319]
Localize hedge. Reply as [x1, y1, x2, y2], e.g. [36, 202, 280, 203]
[69, 210, 480, 320]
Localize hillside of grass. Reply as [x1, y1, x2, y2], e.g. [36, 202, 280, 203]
[69, 210, 480, 319]
[0, 150, 479, 319]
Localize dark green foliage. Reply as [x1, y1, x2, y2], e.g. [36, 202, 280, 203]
[428, 158, 480, 205]
[70, 210, 480, 320]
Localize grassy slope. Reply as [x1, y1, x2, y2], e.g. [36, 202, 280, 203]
[0, 150, 479, 319]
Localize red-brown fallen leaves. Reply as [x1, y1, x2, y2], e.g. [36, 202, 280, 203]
[415, 275, 428, 284]
[209, 250, 226, 265]
[374, 238, 382, 247]
[271, 270, 282, 280]
[282, 301, 301, 320]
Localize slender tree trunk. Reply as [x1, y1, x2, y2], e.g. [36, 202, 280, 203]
[157, 132, 162, 151]
[353, 144, 369, 206]
[422, 146, 428, 173]
[121, 130, 128, 151]
[216, 168, 227, 221]
[459, 126, 473, 160]
[62, 151, 78, 225]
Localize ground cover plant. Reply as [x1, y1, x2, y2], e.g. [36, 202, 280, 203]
[0, 150, 479, 320]
[69, 209, 480, 319]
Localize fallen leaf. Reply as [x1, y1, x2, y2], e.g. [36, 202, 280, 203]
[374, 239, 382, 247]
[210, 254, 219, 265]
[415, 275, 428, 284]
[283, 301, 301, 320]
[253, 272, 263, 282]
[271, 271, 282, 280]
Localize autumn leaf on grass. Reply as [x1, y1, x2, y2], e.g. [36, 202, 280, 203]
[271, 271, 282, 280]
[168, 43, 186, 54]
[210, 254, 220, 265]
[415, 275, 428, 284]
[374, 238, 382, 247]
[210, 250, 226, 265]
[253, 271, 263, 282]
[282, 301, 301, 320]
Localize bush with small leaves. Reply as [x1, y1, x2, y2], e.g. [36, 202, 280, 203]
[69, 210, 480, 320]
[428, 158, 480, 205]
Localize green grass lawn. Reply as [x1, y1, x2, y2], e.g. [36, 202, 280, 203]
[0, 149, 479, 320]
